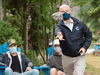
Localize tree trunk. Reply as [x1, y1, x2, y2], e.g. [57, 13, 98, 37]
[25, 17, 29, 52]
[42, 25, 45, 58]
[60, 0, 63, 6]
[40, 4, 45, 60]
[23, 18, 28, 53]
[45, 26, 48, 60]
[0, 0, 2, 20]
[3, 0, 6, 21]
[37, 25, 46, 63]
[22, 2, 28, 53]
[51, 0, 55, 42]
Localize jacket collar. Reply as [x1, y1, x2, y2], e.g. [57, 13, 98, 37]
[6, 51, 20, 59]
[6, 51, 23, 73]
[59, 17, 79, 26]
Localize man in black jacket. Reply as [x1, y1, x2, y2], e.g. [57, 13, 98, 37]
[54, 5, 92, 75]
[0, 39, 39, 75]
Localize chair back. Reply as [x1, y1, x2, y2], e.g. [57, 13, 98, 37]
[0, 43, 21, 54]
[48, 46, 54, 58]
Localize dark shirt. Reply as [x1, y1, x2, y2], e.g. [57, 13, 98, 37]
[11, 54, 21, 73]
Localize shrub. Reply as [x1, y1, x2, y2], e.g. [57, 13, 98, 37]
[0, 20, 24, 50]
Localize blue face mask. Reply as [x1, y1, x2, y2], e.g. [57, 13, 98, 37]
[62, 12, 71, 20]
[9, 47, 17, 53]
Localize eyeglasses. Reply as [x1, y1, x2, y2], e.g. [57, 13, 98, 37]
[54, 45, 60, 47]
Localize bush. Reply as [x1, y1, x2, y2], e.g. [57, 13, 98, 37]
[0, 20, 24, 50]
[26, 50, 45, 75]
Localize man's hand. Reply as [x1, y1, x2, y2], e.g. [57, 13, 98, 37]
[25, 67, 32, 72]
[56, 32, 65, 41]
[79, 47, 86, 56]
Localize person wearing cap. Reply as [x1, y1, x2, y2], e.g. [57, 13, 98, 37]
[54, 4, 92, 75]
[0, 39, 39, 75]
[47, 39, 64, 75]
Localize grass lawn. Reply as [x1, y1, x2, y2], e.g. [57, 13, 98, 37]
[88, 44, 94, 49]
[85, 53, 100, 75]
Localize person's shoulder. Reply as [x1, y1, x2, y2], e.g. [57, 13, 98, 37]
[56, 20, 63, 25]
[20, 53, 26, 56]
[78, 20, 84, 23]
[0, 53, 7, 57]
[1, 53, 7, 55]
[49, 55, 54, 59]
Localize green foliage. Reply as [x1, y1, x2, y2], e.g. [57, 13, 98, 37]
[0, 20, 24, 50]
[71, 0, 100, 42]
[26, 50, 44, 67]
[26, 50, 45, 75]
[5, 0, 60, 52]
[6, 14, 23, 37]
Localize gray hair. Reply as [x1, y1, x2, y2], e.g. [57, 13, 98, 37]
[59, 4, 70, 11]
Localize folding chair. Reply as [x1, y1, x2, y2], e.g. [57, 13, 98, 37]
[0, 43, 50, 75]
[48, 46, 54, 58]
[94, 45, 99, 51]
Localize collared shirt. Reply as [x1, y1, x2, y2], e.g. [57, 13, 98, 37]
[63, 19, 74, 31]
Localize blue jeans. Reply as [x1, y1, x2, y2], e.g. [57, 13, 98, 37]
[5, 68, 39, 75]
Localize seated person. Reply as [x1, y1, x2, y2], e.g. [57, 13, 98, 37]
[47, 39, 75, 75]
[47, 39, 64, 75]
[48, 42, 54, 57]
[0, 39, 39, 75]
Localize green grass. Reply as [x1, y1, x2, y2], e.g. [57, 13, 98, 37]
[85, 53, 100, 75]
[88, 45, 94, 49]
[85, 63, 100, 75]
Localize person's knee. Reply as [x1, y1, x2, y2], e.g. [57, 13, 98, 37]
[50, 68, 57, 74]
[34, 69, 39, 73]
[5, 68, 12, 72]
[50, 68, 57, 72]
[57, 71, 64, 75]
[5, 68, 13, 74]
[31, 69, 39, 74]
[75, 70, 84, 75]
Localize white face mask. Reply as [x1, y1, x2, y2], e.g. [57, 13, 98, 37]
[54, 47, 62, 53]
[9, 47, 17, 53]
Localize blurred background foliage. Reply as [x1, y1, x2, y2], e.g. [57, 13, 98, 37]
[0, 0, 100, 74]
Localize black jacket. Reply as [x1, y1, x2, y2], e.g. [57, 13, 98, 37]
[47, 50, 63, 72]
[0, 51, 34, 73]
[54, 17, 92, 57]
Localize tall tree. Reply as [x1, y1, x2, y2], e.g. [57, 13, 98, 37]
[3, 0, 6, 21]
[4, 0, 60, 62]
[0, 0, 2, 20]
[6, 0, 33, 53]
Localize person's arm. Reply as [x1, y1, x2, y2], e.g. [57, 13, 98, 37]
[47, 57, 55, 68]
[82, 21, 92, 50]
[0, 53, 8, 69]
[54, 25, 65, 40]
[0, 53, 7, 67]
[54, 24, 62, 37]
[79, 21, 92, 56]
[22, 53, 34, 71]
